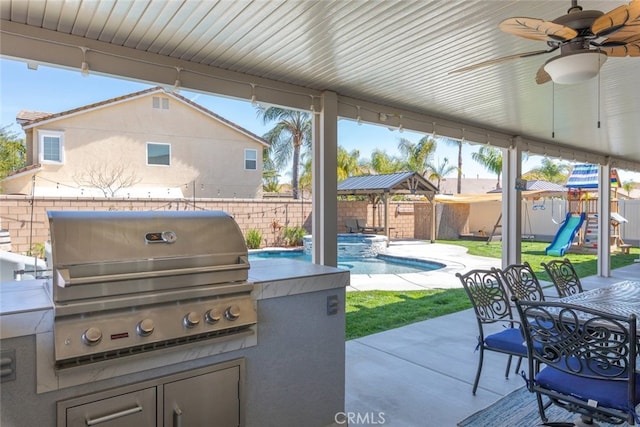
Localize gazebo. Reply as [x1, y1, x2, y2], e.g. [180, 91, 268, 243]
[337, 172, 439, 244]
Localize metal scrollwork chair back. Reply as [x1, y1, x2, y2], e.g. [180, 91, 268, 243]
[455, 268, 527, 395]
[514, 299, 640, 425]
[500, 262, 546, 302]
[541, 258, 583, 298]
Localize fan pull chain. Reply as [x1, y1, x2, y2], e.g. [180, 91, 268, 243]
[552, 83, 555, 139]
[597, 66, 601, 129]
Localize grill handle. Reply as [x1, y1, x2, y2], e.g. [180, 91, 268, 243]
[57, 260, 249, 287]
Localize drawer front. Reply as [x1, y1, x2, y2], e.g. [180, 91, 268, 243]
[65, 387, 156, 427]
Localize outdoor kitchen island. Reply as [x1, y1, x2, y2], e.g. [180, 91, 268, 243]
[0, 258, 348, 427]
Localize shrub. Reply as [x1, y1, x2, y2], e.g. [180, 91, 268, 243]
[282, 226, 306, 247]
[245, 228, 263, 249]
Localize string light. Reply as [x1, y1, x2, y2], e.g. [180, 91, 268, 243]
[80, 47, 89, 77]
[431, 122, 436, 139]
[398, 114, 403, 133]
[356, 106, 362, 125]
[173, 67, 182, 93]
[250, 83, 257, 107]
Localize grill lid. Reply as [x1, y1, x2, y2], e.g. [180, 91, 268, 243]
[48, 210, 249, 300]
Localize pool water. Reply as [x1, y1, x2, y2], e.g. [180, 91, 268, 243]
[248, 250, 444, 275]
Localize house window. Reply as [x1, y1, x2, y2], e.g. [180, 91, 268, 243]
[147, 143, 171, 166]
[245, 149, 257, 170]
[152, 97, 169, 109]
[38, 130, 64, 163]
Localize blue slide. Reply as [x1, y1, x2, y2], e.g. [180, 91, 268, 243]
[545, 213, 586, 257]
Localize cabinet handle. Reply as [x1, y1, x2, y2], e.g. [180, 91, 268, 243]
[85, 405, 143, 426]
[173, 407, 183, 427]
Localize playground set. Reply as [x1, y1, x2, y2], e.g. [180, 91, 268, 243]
[545, 164, 630, 256]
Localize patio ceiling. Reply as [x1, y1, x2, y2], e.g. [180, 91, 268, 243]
[1, 0, 639, 171]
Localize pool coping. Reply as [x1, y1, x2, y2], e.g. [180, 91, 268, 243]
[250, 241, 502, 291]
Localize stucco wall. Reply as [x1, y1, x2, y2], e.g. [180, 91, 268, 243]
[5, 92, 264, 198]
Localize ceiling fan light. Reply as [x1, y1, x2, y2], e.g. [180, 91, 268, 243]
[543, 51, 607, 84]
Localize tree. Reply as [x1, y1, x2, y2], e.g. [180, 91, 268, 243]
[367, 149, 403, 174]
[622, 180, 635, 197]
[258, 107, 312, 199]
[471, 146, 502, 189]
[0, 125, 26, 181]
[73, 161, 141, 197]
[337, 147, 364, 180]
[426, 157, 457, 189]
[440, 136, 464, 193]
[524, 158, 571, 184]
[397, 136, 436, 175]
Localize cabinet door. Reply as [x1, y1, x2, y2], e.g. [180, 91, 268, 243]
[65, 387, 156, 427]
[163, 366, 239, 427]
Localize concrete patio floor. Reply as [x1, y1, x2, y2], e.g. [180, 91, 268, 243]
[345, 241, 640, 427]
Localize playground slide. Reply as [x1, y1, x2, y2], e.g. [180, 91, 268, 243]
[545, 213, 586, 257]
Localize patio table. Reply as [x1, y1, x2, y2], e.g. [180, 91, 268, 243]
[558, 280, 640, 319]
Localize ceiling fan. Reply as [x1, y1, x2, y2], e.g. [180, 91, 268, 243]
[451, 0, 640, 84]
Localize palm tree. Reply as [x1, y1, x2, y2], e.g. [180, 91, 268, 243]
[337, 147, 364, 180]
[622, 180, 635, 197]
[439, 136, 464, 193]
[471, 146, 502, 189]
[259, 107, 312, 199]
[426, 157, 457, 189]
[368, 149, 404, 174]
[397, 136, 436, 175]
[524, 158, 571, 184]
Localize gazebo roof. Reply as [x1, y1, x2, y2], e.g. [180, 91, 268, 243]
[337, 172, 438, 196]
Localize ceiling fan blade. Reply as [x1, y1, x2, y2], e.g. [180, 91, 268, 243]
[449, 48, 556, 75]
[600, 35, 640, 56]
[535, 65, 552, 85]
[591, 0, 640, 38]
[499, 17, 578, 41]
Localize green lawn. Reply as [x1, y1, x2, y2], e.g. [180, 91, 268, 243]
[345, 240, 639, 340]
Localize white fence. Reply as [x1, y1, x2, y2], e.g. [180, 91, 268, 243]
[468, 198, 639, 245]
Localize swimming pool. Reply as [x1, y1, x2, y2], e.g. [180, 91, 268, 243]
[248, 250, 444, 275]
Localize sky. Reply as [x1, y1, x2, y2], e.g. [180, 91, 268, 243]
[1, 57, 638, 184]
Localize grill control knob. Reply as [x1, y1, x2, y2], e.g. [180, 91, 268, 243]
[225, 305, 241, 321]
[183, 312, 200, 328]
[82, 327, 102, 346]
[205, 308, 222, 324]
[137, 318, 155, 337]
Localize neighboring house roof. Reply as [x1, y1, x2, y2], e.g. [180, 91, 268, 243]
[566, 164, 621, 189]
[16, 86, 269, 147]
[3, 163, 43, 180]
[487, 180, 566, 193]
[438, 177, 500, 194]
[337, 172, 438, 196]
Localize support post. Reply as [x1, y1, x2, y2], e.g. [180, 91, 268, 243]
[312, 91, 338, 267]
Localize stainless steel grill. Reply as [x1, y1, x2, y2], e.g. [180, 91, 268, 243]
[48, 210, 256, 370]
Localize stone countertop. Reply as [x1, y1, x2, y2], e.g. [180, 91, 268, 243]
[0, 260, 349, 340]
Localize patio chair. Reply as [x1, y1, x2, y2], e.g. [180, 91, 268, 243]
[514, 299, 640, 425]
[356, 219, 384, 233]
[540, 258, 583, 298]
[345, 219, 361, 233]
[455, 268, 527, 395]
[499, 262, 546, 302]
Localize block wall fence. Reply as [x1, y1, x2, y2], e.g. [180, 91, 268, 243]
[0, 195, 446, 254]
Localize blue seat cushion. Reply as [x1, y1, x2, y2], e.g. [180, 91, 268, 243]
[484, 327, 527, 355]
[536, 363, 640, 412]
